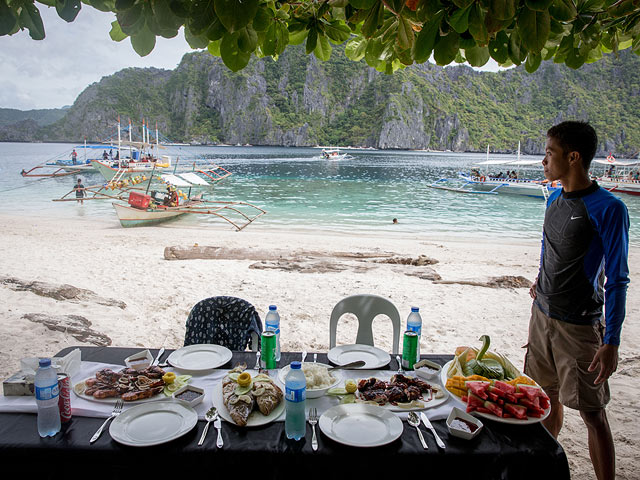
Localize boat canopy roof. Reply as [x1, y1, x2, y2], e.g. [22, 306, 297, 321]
[475, 159, 540, 166]
[592, 159, 640, 167]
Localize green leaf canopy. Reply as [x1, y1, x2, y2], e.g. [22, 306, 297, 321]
[4, 0, 640, 73]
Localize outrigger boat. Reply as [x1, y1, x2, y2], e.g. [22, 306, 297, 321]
[21, 143, 104, 177]
[429, 143, 558, 199]
[320, 148, 354, 160]
[111, 193, 266, 229]
[53, 166, 265, 230]
[593, 157, 640, 196]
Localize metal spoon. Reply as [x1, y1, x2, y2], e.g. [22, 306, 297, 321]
[396, 355, 404, 374]
[408, 412, 428, 450]
[328, 360, 366, 371]
[313, 353, 317, 363]
[198, 407, 217, 446]
[301, 351, 307, 363]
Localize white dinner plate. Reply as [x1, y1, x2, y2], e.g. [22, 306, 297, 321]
[327, 344, 390, 369]
[319, 404, 403, 447]
[440, 360, 551, 425]
[167, 344, 232, 372]
[212, 380, 285, 426]
[109, 401, 198, 446]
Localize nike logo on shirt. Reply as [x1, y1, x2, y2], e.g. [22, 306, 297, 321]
[571, 215, 583, 220]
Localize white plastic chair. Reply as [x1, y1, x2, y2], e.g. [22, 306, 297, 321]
[329, 294, 401, 354]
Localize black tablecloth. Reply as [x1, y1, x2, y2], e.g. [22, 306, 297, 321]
[0, 346, 570, 480]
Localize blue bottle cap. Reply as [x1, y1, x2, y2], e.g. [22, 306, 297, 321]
[269, 305, 277, 310]
[290, 361, 301, 369]
[411, 307, 419, 312]
[39, 358, 51, 367]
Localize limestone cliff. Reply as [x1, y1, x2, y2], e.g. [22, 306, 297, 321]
[3, 46, 640, 156]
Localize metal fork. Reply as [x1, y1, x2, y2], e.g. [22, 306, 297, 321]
[90, 399, 123, 443]
[309, 407, 319, 451]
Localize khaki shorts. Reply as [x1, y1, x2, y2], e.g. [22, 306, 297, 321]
[524, 304, 610, 411]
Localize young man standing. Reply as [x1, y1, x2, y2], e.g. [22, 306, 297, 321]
[527, 121, 629, 480]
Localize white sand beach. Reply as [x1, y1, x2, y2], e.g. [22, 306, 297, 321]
[0, 212, 637, 479]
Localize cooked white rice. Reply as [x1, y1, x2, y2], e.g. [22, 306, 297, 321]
[301, 363, 336, 389]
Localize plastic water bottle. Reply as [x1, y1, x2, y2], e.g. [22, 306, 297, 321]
[285, 361, 306, 441]
[265, 305, 281, 361]
[35, 358, 61, 437]
[407, 307, 422, 362]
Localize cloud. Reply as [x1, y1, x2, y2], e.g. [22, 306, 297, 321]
[0, 6, 192, 110]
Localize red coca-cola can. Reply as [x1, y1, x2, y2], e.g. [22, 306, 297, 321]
[57, 373, 72, 423]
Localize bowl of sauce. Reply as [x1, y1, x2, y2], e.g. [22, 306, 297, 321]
[446, 406, 483, 440]
[172, 385, 204, 407]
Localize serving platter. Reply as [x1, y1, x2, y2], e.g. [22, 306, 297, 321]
[327, 344, 390, 369]
[277, 362, 341, 398]
[167, 344, 232, 372]
[353, 372, 449, 412]
[440, 360, 551, 425]
[73, 377, 167, 404]
[211, 381, 285, 427]
[109, 401, 198, 447]
[319, 404, 403, 447]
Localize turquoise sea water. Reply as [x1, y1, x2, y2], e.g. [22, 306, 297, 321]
[1, 142, 638, 245]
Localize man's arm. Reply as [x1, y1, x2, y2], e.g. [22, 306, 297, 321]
[588, 198, 630, 383]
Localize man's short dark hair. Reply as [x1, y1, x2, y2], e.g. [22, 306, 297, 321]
[547, 121, 598, 170]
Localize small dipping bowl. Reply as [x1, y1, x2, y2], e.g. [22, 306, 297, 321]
[172, 385, 205, 408]
[446, 406, 483, 440]
[124, 349, 153, 371]
[414, 359, 442, 380]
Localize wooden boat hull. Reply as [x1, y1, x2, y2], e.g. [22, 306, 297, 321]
[112, 203, 187, 227]
[598, 178, 640, 196]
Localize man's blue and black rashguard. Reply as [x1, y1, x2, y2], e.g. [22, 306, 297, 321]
[535, 182, 630, 346]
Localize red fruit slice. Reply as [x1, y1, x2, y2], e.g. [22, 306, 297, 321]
[504, 402, 528, 420]
[483, 400, 503, 418]
[493, 380, 516, 394]
[465, 381, 490, 400]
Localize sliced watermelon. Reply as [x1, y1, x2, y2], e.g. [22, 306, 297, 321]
[467, 392, 485, 409]
[519, 398, 546, 416]
[466, 404, 477, 413]
[504, 393, 519, 404]
[483, 400, 503, 418]
[517, 384, 546, 402]
[493, 380, 516, 395]
[488, 385, 508, 398]
[488, 391, 500, 403]
[539, 397, 550, 410]
[476, 406, 493, 414]
[465, 381, 490, 400]
[504, 402, 528, 420]
[461, 395, 469, 403]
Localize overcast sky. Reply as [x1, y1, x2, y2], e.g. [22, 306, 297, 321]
[0, 6, 192, 110]
[1, 6, 502, 111]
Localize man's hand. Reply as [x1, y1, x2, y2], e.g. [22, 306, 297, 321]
[529, 279, 537, 299]
[588, 344, 619, 385]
